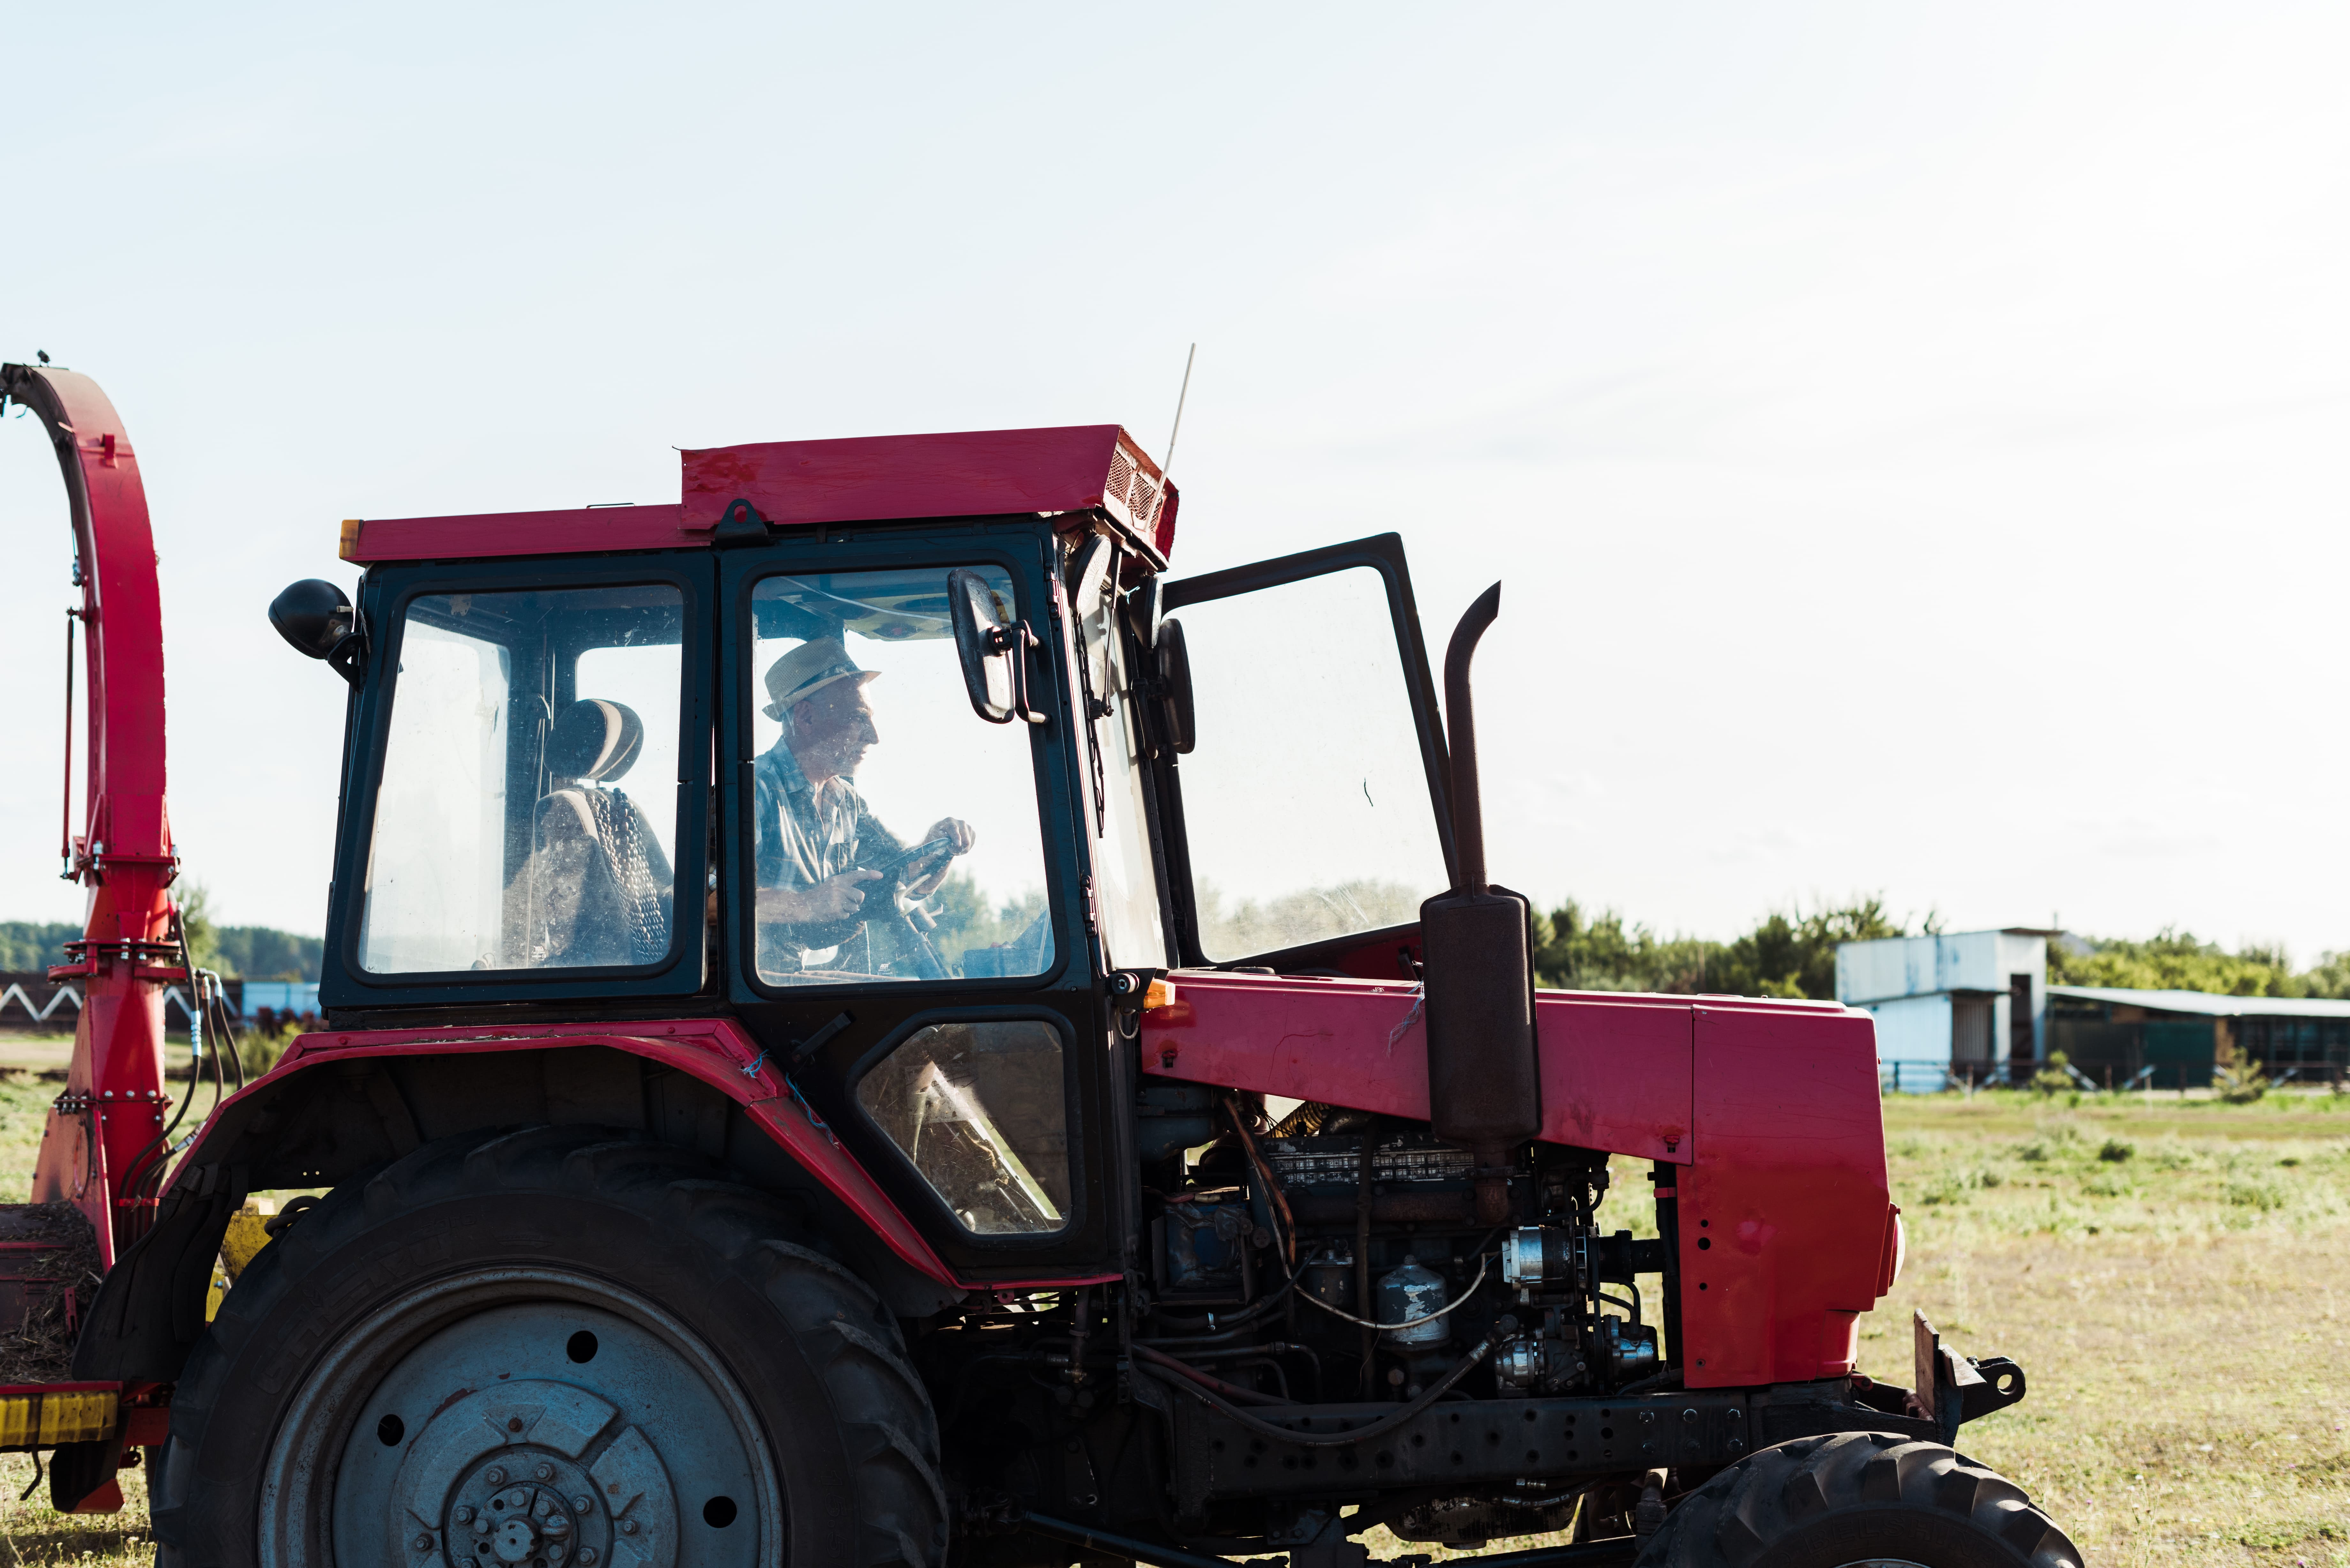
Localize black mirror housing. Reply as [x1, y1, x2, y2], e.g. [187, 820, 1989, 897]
[269, 578, 367, 685]
[947, 568, 1045, 726]
[1153, 615, 1196, 756]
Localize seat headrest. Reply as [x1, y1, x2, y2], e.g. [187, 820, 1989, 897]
[550, 698, 644, 783]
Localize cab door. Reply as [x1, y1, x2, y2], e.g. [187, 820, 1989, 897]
[1154, 533, 1457, 973]
[714, 524, 1125, 1282]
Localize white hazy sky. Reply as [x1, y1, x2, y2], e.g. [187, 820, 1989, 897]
[4, 3, 2347, 960]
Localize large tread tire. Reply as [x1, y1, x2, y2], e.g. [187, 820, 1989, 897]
[152, 1124, 947, 1568]
[1634, 1431, 2080, 1568]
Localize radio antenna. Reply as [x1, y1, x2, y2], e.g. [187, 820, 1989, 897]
[1162, 343, 1196, 474]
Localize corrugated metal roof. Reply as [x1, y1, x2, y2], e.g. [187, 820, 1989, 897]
[2047, 985, 2350, 1019]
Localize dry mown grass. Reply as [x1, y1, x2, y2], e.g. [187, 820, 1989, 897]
[0, 1059, 2341, 1565]
[1859, 1090, 2350, 1567]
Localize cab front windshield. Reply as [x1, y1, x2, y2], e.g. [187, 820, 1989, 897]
[747, 567, 1057, 986]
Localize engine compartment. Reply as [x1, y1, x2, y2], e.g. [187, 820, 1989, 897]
[929, 1085, 1935, 1562]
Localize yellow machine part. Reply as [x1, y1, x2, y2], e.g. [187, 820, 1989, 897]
[205, 1197, 279, 1322]
[0, 1387, 117, 1447]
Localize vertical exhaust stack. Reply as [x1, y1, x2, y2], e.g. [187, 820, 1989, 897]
[1419, 584, 1541, 1227]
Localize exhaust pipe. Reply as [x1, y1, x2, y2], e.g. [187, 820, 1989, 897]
[1420, 584, 1541, 1226]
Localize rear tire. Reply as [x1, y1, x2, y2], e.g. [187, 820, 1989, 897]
[153, 1125, 946, 1568]
[1633, 1431, 2080, 1568]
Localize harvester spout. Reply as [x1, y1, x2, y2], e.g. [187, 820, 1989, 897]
[1420, 584, 1541, 1226]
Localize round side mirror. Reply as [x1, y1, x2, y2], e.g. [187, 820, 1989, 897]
[269, 579, 366, 684]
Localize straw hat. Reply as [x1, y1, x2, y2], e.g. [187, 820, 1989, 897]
[762, 637, 879, 720]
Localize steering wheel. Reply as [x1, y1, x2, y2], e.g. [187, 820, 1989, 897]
[776, 836, 960, 977]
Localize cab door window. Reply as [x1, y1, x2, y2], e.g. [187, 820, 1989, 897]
[358, 585, 684, 975]
[1163, 553, 1450, 961]
[746, 567, 1056, 985]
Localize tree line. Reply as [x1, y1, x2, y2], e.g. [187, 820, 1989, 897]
[1531, 899, 2350, 1002]
[0, 886, 322, 982]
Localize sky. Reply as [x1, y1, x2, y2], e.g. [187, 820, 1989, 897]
[4, 2, 2347, 962]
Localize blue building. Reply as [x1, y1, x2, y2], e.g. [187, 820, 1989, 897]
[240, 980, 321, 1020]
[1835, 929, 2052, 1090]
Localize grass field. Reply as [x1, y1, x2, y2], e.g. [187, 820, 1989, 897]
[0, 1044, 2339, 1564]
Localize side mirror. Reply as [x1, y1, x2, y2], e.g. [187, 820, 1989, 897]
[1152, 616, 1196, 756]
[269, 578, 367, 686]
[947, 569, 1046, 726]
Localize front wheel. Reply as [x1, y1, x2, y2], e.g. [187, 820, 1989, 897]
[154, 1125, 946, 1568]
[1634, 1431, 2080, 1568]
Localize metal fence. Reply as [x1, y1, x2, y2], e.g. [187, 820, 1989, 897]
[0, 972, 246, 1032]
[1881, 1057, 2343, 1095]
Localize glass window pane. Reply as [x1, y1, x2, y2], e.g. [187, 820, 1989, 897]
[1074, 575, 1167, 969]
[748, 568, 1056, 985]
[856, 1021, 1069, 1234]
[360, 586, 683, 975]
[1172, 566, 1446, 960]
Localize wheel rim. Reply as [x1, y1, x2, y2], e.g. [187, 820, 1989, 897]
[256, 1266, 785, 1568]
[1831, 1560, 1933, 1567]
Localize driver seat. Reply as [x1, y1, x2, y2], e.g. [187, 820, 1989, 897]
[521, 699, 674, 967]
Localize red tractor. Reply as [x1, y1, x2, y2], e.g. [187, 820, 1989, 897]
[0, 361, 2076, 1568]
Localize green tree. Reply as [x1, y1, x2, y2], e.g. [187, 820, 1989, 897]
[213, 925, 325, 982]
[2048, 929, 2302, 997]
[925, 872, 1047, 974]
[1534, 896, 1904, 999]
[1707, 899, 1908, 1000]
[0, 922, 81, 972]
[178, 883, 228, 975]
[1532, 901, 1723, 993]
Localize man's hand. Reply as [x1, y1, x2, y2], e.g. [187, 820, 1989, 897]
[907, 818, 975, 898]
[809, 867, 883, 921]
[758, 868, 882, 925]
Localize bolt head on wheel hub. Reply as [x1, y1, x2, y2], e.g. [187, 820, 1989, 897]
[449, 1454, 605, 1568]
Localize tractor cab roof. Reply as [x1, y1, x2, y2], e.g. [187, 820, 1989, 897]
[338, 423, 1178, 567]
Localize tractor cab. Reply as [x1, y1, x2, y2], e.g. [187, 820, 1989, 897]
[278, 424, 1458, 1280]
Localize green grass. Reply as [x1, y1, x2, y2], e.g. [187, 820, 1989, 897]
[0, 1068, 2342, 1564]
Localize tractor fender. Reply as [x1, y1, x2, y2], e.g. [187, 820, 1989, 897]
[74, 1019, 983, 1388]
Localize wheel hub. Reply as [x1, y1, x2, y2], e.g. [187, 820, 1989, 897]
[449, 1456, 603, 1568]
[390, 1380, 676, 1568]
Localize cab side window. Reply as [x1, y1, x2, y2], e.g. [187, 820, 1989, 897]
[358, 586, 683, 975]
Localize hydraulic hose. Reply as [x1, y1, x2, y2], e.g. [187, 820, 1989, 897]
[1220, 1094, 1296, 1267]
[1127, 1345, 1289, 1407]
[116, 914, 212, 1217]
[1129, 1329, 1500, 1450]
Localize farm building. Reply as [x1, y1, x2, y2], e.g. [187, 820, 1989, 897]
[1834, 929, 2051, 1090]
[2047, 986, 2350, 1088]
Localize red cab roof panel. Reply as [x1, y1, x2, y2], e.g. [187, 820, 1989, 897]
[342, 424, 1176, 565]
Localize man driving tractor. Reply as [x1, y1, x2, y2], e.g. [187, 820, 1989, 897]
[752, 636, 974, 975]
